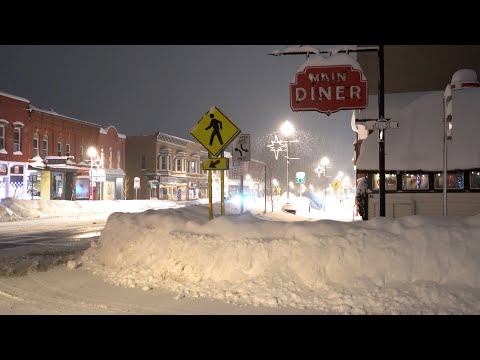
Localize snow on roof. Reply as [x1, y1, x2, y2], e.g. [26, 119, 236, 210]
[352, 91, 438, 132]
[0, 90, 30, 103]
[30, 106, 102, 128]
[356, 87, 480, 171]
[294, 53, 367, 82]
[102, 125, 126, 139]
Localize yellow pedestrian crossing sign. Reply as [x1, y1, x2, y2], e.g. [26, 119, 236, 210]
[190, 106, 241, 156]
[202, 157, 229, 171]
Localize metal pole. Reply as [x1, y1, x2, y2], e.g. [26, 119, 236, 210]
[443, 95, 448, 216]
[286, 141, 289, 203]
[90, 157, 93, 200]
[221, 152, 225, 217]
[324, 165, 327, 197]
[264, 164, 267, 214]
[240, 174, 244, 214]
[208, 170, 213, 220]
[378, 45, 386, 217]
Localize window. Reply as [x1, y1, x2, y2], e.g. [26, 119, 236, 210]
[176, 158, 182, 172]
[42, 135, 48, 158]
[57, 142, 62, 156]
[434, 173, 464, 190]
[101, 147, 104, 163]
[33, 133, 39, 157]
[372, 173, 397, 191]
[190, 160, 196, 174]
[161, 156, 167, 170]
[109, 147, 113, 169]
[66, 144, 71, 157]
[141, 155, 146, 169]
[470, 171, 480, 189]
[79, 145, 84, 162]
[402, 173, 429, 190]
[14, 127, 21, 153]
[117, 150, 121, 169]
[0, 123, 6, 151]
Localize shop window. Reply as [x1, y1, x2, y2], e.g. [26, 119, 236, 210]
[372, 173, 397, 191]
[402, 173, 430, 190]
[470, 171, 480, 189]
[434, 173, 464, 190]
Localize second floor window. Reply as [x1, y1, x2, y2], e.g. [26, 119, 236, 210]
[79, 145, 84, 162]
[33, 133, 39, 157]
[141, 155, 146, 169]
[66, 144, 71, 157]
[190, 160, 197, 174]
[0, 125, 6, 151]
[117, 150, 121, 169]
[42, 135, 48, 158]
[13, 127, 21, 153]
[109, 147, 113, 168]
[57, 142, 62, 156]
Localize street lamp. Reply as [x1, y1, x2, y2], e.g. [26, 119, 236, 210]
[87, 146, 97, 200]
[280, 120, 299, 203]
[320, 156, 330, 197]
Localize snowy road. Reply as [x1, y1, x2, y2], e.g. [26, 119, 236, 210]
[0, 215, 106, 276]
[0, 267, 321, 314]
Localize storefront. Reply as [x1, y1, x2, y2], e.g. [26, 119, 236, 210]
[0, 161, 30, 200]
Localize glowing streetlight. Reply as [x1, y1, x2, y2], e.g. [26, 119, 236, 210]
[87, 146, 97, 200]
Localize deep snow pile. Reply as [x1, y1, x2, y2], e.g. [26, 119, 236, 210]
[80, 206, 480, 314]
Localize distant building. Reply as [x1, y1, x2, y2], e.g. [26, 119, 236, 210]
[125, 132, 210, 200]
[0, 90, 126, 201]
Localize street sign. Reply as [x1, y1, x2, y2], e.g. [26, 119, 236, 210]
[134, 177, 140, 189]
[203, 157, 229, 171]
[190, 106, 241, 157]
[365, 120, 399, 130]
[232, 134, 250, 162]
[295, 171, 306, 184]
[232, 161, 245, 176]
[290, 65, 368, 115]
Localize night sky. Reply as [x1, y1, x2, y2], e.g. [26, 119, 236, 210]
[0, 45, 356, 181]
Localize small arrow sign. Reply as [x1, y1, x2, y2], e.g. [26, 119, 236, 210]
[209, 160, 221, 169]
[203, 157, 229, 171]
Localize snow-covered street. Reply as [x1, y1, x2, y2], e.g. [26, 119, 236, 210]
[1, 195, 479, 314]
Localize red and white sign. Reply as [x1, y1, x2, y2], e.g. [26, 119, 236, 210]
[290, 65, 368, 115]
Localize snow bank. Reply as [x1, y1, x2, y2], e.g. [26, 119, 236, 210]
[81, 206, 480, 313]
[0, 198, 179, 220]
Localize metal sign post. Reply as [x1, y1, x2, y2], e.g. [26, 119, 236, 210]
[221, 151, 225, 217]
[191, 106, 241, 221]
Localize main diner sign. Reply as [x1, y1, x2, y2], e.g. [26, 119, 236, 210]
[290, 65, 368, 115]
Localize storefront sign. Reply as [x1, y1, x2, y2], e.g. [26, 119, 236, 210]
[10, 164, 24, 175]
[290, 65, 368, 115]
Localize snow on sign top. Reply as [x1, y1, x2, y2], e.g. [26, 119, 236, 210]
[294, 53, 366, 81]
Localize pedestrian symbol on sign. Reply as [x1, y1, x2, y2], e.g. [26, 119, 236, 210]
[205, 114, 223, 146]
